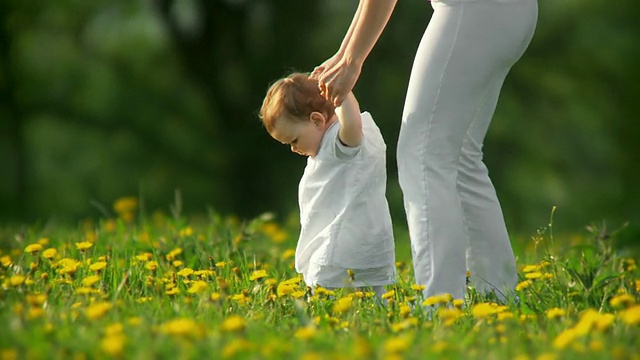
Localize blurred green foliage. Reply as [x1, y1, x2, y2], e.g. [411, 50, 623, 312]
[1, 0, 639, 236]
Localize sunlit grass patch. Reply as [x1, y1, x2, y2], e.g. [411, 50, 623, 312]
[0, 203, 638, 359]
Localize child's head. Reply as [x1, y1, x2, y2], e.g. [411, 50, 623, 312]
[259, 72, 336, 157]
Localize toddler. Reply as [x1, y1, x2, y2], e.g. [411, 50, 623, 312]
[259, 72, 396, 298]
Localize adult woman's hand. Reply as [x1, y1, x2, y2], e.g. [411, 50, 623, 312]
[316, 58, 362, 107]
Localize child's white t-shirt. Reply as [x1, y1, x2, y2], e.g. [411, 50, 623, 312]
[295, 111, 396, 288]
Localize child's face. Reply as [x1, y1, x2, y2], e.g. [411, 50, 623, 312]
[270, 113, 328, 157]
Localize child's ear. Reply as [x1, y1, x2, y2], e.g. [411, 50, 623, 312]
[309, 112, 326, 128]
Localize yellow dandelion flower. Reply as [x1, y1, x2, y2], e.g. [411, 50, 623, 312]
[260, 222, 287, 244]
[391, 317, 419, 332]
[383, 335, 413, 354]
[399, 304, 412, 318]
[85, 302, 113, 320]
[497, 311, 515, 321]
[220, 315, 246, 333]
[166, 287, 180, 296]
[82, 275, 101, 287]
[26, 293, 47, 306]
[294, 326, 317, 340]
[281, 249, 296, 260]
[159, 318, 205, 338]
[574, 309, 600, 335]
[595, 313, 615, 331]
[25, 244, 43, 254]
[623, 258, 637, 272]
[128, 317, 142, 326]
[610, 293, 636, 308]
[516, 280, 533, 291]
[89, 261, 107, 272]
[177, 268, 195, 277]
[546, 308, 566, 320]
[525, 272, 543, 279]
[381, 290, 396, 300]
[166, 247, 183, 261]
[472, 303, 500, 319]
[292, 290, 306, 298]
[101, 334, 126, 357]
[553, 328, 577, 349]
[1, 255, 12, 267]
[179, 227, 193, 237]
[519, 314, 537, 323]
[187, 280, 208, 294]
[9, 275, 26, 287]
[313, 286, 335, 297]
[249, 269, 268, 281]
[432, 341, 449, 353]
[222, 339, 251, 359]
[145, 261, 158, 271]
[589, 339, 604, 352]
[522, 264, 538, 273]
[0, 349, 18, 360]
[215, 261, 227, 268]
[26, 307, 45, 320]
[277, 282, 298, 297]
[619, 305, 640, 325]
[57, 258, 82, 271]
[105, 323, 124, 336]
[452, 299, 465, 309]
[75, 242, 93, 251]
[422, 293, 453, 306]
[230, 293, 250, 305]
[437, 308, 463, 323]
[42, 248, 57, 260]
[194, 269, 214, 277]
[135, 253, 153, 262]
[113, 196, 137, 215]
[353, 335, 373, 358]
[332, 297, 353, 315]
[13, 303, 24, 316]
[411, 284, 425, 292]
[210, 292, 221, 302]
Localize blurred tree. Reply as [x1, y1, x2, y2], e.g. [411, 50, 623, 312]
[0, 0, 639, 236]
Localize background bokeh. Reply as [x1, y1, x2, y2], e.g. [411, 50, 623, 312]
[1, 0, 639, 238]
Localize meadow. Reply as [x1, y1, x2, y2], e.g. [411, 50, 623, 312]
[0, 198, 638, 360]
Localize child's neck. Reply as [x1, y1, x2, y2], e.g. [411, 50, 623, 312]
[325, 114, 339, 129]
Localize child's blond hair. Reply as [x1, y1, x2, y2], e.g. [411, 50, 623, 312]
[259, 72, 335, 133]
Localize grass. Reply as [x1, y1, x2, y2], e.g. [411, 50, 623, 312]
[0, 199, 638, 360]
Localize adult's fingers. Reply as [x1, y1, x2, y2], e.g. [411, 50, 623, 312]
[310, 67, 322, 79]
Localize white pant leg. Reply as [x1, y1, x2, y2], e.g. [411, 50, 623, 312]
[458, 76, 517, 300]
[397, 0, 538, 300]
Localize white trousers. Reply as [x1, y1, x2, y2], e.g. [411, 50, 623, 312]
[397, 0, 538, 300]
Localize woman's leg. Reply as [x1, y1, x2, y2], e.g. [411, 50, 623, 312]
[397, 0, 537, 300]
[458, 74, 517, 300]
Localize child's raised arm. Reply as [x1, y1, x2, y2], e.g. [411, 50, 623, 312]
[336, 92, 363, 147]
